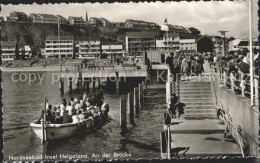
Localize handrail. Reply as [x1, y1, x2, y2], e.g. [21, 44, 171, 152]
[212, 66, 259, 105]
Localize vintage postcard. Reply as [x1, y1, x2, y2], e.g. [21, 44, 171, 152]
[1, 0, 259, 162]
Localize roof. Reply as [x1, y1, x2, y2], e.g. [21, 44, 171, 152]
[102, 45, 123, 50]
[126, 32, 157, 38]
[1, 41, 16, 46]
[10, 11, 27, 16]
[237, 41, 249, 46]
[99, 18, 110, 22]
[38, 14, 58, 20]
[180, 39, 196, 44]
[69, 16, 84, 21]
[46, 36, 73, 40]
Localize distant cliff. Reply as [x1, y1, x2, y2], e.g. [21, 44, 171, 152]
[1, 22, 139, 54]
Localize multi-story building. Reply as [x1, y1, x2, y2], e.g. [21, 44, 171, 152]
[99, 18, 111, 27]
[18, 45, 32, 59]
[228, 38, 259, 52]
[179, 39, 197, 53]
[29, 13, 67, 24]
[102, 45, 123, 58]
[78, 41, 101, 59]
[88, 17, 102, 26]
[125, 19, 159, 30]
[188, 27, 201, 35]
[156, 33, 180, 51]
[168, 25, 189, 34]
[1, 41, 16, 61]
[45, 36, 74, 58]
[56, 15, 68, 24]
[68, 16, 85, 25]
[126, 32, 157, 56]
[7, 11, 29, 22]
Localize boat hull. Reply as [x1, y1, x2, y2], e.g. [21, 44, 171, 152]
[30, 118, 94, 140]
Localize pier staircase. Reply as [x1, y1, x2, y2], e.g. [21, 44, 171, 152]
[168, 70, 242, 157]
[179, 78, 216, 119]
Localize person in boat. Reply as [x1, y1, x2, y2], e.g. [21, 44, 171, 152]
[55, 111, 62, 124]
[70, 97, 75, 107]
[78, 110, 85, 122]
[36, 110, 44, 124]
[71, 111, 79, 123]
[79, 96, 84, 108]
[60, 106, 65, 117]
[60, 99, 67, 108]
[47, 109, 55, 123]
[62, 110, 72, 123]
[74, 99, 81, 110]
[66, 102, 73, 116]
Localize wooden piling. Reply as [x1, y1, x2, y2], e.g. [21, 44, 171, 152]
[138, 84, 143, 108]
[85, 78, 90, 93]
[68, 77, 72, 94]
[116, 72, 119, 95]
[120, 98, 127, 131]
[60, 77, 64, 95]
[128, 92, 134, 124]
[134, 87, 139, 115]
[92, 77, 96, 92]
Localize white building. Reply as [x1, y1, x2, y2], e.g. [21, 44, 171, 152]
[179, 39, 197, 53]
[45, 36, 74, 58]
[228, 38, 259, 52]
[19, 45, 31, 59]
[1, 41, 16, 61]
[102, 45, 124, 58]
[156, 33, 180, 51]
[78, 41, 101, 59]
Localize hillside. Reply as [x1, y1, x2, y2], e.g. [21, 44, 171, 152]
[1, 22, 146, 55]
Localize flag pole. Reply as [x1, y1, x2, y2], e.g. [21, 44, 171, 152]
[249, 0, 254, 105]
[58, 20, 62, 72]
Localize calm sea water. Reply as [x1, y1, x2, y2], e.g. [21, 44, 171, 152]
[3, 71, 166, 161]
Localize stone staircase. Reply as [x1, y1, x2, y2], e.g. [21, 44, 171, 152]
[179, 80, 217, 119]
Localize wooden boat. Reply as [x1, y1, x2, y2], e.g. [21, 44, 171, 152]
[30, 93, 109, 142]
[30, 110, 108, 141]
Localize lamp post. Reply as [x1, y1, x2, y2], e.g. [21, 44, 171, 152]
[218, 31, 228, 56]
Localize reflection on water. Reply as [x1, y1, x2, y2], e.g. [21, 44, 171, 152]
[3, 71, 165, 160]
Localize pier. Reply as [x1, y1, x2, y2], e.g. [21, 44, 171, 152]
[161, 62, 259, 158]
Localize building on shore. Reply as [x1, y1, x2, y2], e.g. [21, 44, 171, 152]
[68, 16, 85, 25]
[125, 32, 157, 56]
[168, 24, 189, 34]
[18, 45, 32, 59]
[113, 22, 126, 28]
[29, 13, 68, 24]
[88, 17, 102, 26]
[156, 32, 180, 51]
[187, 27, 201, 35]
[179, 35, 213, 54]
[1, 41, 16, 61]
[78, 41, 101, 59]
[125, 19, 159, 30]
[179, 39, 197, 53]
[7, 11, 29, 22]
[228, 38, 259, 52]
[196, 35, 213, 53]
[45, 36, 74, 58]
[101, 45, 124, 58]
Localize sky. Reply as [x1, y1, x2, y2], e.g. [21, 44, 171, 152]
[1, 1, 258, 38]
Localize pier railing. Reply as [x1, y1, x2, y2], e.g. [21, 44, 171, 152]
[212, 66, 259, 106]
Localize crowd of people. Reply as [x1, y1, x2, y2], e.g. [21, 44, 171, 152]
[36, 90, 109, 124]
[213, 52, 259, 95]
[165, 52, 208, 81]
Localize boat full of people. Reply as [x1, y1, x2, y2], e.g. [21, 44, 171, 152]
[30, 91, 109, 141]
